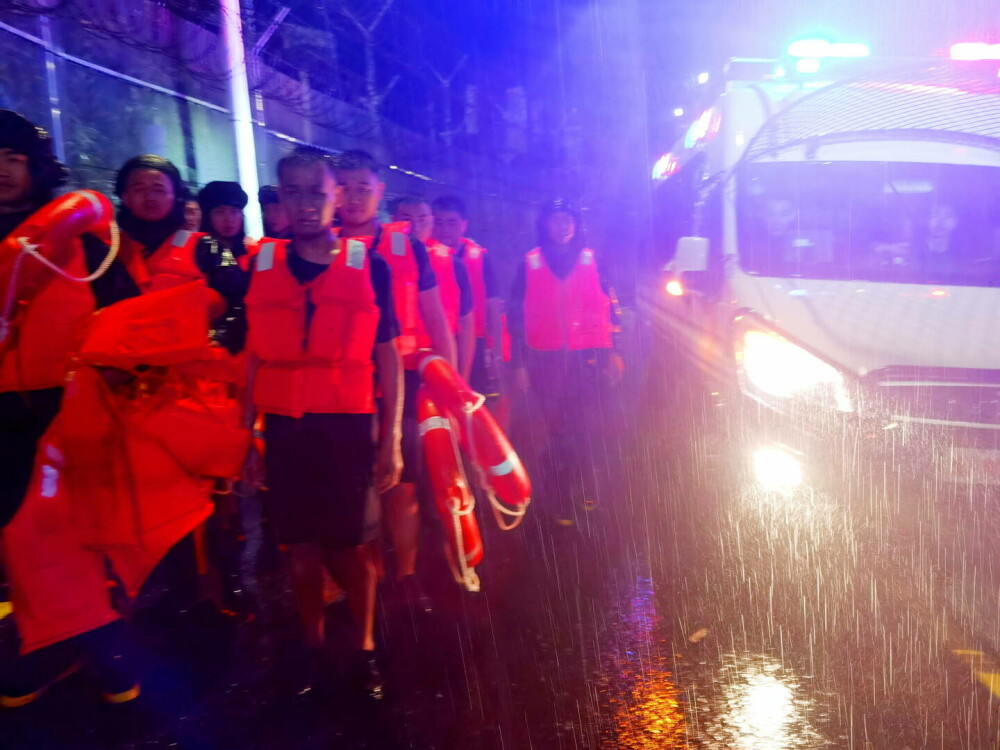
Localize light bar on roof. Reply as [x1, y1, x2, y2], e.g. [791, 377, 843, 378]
[950, 42, 1000, 61]
[786, 38, 870, 59]
[829, 42, 870, 58]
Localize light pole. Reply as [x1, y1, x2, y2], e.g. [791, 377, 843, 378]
[219, 0, 262, 237]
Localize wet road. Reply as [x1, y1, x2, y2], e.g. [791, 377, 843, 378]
[3, 328, 1000, 748]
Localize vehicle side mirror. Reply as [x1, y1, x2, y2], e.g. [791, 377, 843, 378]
[671, 236, 709, 273]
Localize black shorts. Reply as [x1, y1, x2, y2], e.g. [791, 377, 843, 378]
[0, 388, 62, 528]
[399, 370, 422, 484]
[262, 413, 379, 549]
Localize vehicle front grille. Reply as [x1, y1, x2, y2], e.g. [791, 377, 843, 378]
[868, 366, 1000, 449]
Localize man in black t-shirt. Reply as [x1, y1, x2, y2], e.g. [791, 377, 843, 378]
[246, 147, 402, 700]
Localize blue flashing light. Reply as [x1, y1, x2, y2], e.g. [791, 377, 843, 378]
[795, 58, 822, 74]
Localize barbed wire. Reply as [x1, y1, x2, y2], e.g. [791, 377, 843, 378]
[1, 0, 507, 157]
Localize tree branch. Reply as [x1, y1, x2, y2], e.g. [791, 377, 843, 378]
[336, 3, 365, 35]
[376, 74, 400, 104]
[367, 0, 395, 35]
[427, 54, 468, 86]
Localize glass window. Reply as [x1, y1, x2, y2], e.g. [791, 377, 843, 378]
[738, 160, 1000, 287]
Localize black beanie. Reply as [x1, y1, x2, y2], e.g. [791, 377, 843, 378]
[0, 109, 68, 203]
[536, 199, 584, 247]
[258, 185, 280, 206]
[198, 181, 248, 214]
[114, 154, 185, 199]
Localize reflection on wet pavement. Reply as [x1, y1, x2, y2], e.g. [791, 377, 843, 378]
[705, 655, 823, 749]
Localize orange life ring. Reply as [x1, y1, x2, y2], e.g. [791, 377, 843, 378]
[417, 389, 483, 590]
[417, 354, 530, 526]
[0, 190, 114, 288]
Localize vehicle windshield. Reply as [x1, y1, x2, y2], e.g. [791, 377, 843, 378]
[738, 160, 1000, 286]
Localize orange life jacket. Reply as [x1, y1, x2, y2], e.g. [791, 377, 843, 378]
[119, 228, 233, 326]
[460, 239, 489, 338]
[120, 229, 204, 290]
[246, 238, 379, 418]
[367, 221, 426, 364]
[5, 283, 228, 654]
[0, 238, 96, 393]
[524, 247, 612, 352]
[426, 239, 462, 336]
[3, 435, 121, 655]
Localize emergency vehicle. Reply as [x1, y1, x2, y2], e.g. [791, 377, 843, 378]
[645, 40, 1000, 492]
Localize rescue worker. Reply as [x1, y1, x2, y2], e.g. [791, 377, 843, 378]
[183, 191, 202, 232]
[0, 110, 77, 529]
[115, 156, 250, 615]
[195, 180, 255, 617]
[196, 180, 251, 354]
[246, 146, 402, 699]
[259, 184, 290, 238]
[432, 196, 505, 395]
[508, 200, 622, 526]
[333, 152, 456, 612]
[116, 155, 206, 288]
[0, 110, 141, 706]
[389, 192, 475, 604]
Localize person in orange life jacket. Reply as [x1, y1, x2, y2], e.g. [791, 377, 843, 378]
[432, 195, 505, 397]
[183, 190, 202, 232]
[258, 187, 343, 601]
[115, 157, 250, 617]
[259, 184, 291, 239]
[507, 200, 622, 524]
[333, 153, 456, 605]
[245, 147, 402, 699]
[116, 155, 198, 274]
[0, 110, 141, 707]
[396, 193, 476, 384]
[389, 192, 475, 609]
[0, 112, 140, 529]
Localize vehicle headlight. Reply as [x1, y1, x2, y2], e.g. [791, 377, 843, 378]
[736, 327, 853, 412]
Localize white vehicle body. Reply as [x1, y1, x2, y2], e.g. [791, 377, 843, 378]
[650, 60, 1000, 483]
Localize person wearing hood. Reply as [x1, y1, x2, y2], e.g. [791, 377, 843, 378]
[507, 200, 621, 525]
[1, 111, 138, 528]
[196, 180, 252, 355]
[192, 180, 255, 616]
[0, 110, 142, 708]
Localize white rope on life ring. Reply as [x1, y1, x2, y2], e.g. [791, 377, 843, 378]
[460, 395, 528, 533]
[0, 222, 120, 344]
